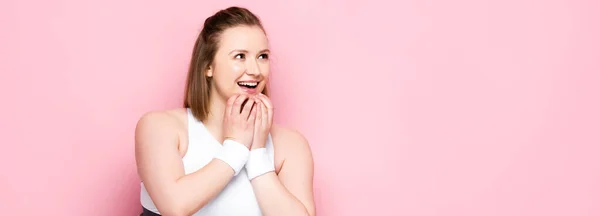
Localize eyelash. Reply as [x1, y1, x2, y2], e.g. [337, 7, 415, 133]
[234, 53, 269, 60]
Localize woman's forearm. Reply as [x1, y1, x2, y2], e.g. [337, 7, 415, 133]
[174, 160, 234, 214]
[156, 138, 252, 215]
[250, 172, 311, 216]
[152, 159, 234, 216]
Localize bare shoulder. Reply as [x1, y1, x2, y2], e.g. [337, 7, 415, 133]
[136, 109, 187, 137]
[271, 124, 313, 159]
[135, 108, 188, 147]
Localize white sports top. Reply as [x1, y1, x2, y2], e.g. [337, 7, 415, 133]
[140, 108, 275, 216]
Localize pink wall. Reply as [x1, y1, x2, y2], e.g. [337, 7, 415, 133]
[1, 0, 599, 215]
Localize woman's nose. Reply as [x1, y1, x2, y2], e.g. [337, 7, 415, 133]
[245, 60, 260, 75]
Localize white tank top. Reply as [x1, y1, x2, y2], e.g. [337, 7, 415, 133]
[140, 108, 275, 216]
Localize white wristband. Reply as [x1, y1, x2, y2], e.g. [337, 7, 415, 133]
[245, 148, 275, 180]
[214, 140, 250, 176]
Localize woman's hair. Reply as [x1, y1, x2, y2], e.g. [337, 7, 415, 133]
[183, 6, 269, 121]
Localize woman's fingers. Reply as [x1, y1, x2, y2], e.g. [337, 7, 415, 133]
[226, 94, 269, 127]
[257, 94, 274, 126]
[233, 94, 249, 115]
[257, 94, 273, 110]
[255, 101, 263, 128]
[247, 101, 257, 124]
[225, 94, 239, 117]
[261, 101, 269, 127]
[241, 98, 255, 120]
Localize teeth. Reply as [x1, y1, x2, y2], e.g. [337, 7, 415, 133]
[238, 82, 258, 87]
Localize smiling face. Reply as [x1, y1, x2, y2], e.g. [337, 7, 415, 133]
[206, 25, 270, 101]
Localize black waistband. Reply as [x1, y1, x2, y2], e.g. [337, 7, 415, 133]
[140, 207, 161, 216]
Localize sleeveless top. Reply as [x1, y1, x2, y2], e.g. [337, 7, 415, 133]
[139, 108, 275, 216]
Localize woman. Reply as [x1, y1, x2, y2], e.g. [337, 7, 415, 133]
[134, 6, 315, 216]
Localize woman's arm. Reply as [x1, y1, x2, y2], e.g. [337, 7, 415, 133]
[135, 112, 234, 216]
[249, 127, 316, 216]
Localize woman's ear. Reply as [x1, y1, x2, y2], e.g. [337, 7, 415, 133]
[206, 66, 213, 78]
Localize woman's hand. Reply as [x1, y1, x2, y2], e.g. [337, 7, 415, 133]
[251, 93, 274, 149]
[223, 94, 258, 148]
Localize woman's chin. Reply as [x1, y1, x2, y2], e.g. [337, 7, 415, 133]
[224, 90, 257, 99]
[235, 86, 261, 95]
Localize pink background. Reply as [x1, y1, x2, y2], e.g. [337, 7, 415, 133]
[1, 0, 599, 215]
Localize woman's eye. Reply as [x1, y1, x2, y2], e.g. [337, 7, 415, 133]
[258, 54, 269, 59]
[235, 53, 245, 59]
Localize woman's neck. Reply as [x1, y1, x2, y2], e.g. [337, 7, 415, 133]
[201, 94, 228, 143]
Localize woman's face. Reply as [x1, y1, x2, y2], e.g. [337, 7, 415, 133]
[207, 25, 270, 100]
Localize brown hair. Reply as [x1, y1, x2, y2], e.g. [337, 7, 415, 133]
[183, 6, 269, 121]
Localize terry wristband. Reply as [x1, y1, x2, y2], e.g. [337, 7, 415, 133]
[245, 148, 275, 180]
[214, 140, 250, 176]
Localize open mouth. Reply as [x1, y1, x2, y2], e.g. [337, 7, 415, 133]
[237, 81, 259, 89]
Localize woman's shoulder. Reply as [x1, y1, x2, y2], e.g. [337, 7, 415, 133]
[270, 124, 312, 154]
[137, 108, 187, 124]
[270, 124, 314, 172]
[135, 108, 188, 140]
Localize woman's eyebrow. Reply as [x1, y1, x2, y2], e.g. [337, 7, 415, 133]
[229, 49, 248, 55]
[228, 49, 270, 55]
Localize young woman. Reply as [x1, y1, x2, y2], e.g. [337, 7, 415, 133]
[134, 6, 316, 216]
